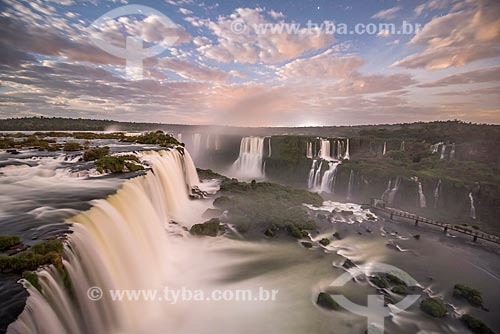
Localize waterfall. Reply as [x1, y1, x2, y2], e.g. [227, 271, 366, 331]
[433, 179, 441, 209]
[431, 142, 443, 154]
[336, 140, 341, 159]
[307, 160, 317, 189]
[313, 161, 323, 189]
[469, 192, 477, 220]
[319, 139, 332, 160]
[8, 149, 203, 334]
[193, 133, 201, 156]
[400, 141, 405, 151]
[381, 180, 392, 202]
[346, 170, 354, 200]
[306, 142, 313, 159]
[440, 145, 446, 160]
[177, 133, 182, 142]
[343, 138, 350, 160]
[449, 143, 455, 160]
[387, 177, 401, 204]
[416, 177, 427, 208]
[215, 135, 220, 151]
[382, 142, 387, 156]
[232, 137, 265, 179]
[267, 138, 272, 158]
[320, 161, 340, 193]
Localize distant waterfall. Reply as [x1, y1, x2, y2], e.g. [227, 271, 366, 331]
[433, 179, 441, 208]
[267, 138, 272, 157]
[215, 135, 220, 150]
[206, 134, 211, 149]
[382, 142, 387, 156]
[232, 137, 266, 179]
[319, 139, 332, 160]
[415, 177, 427, 208]
[469, 192, 477, 220]
[431, 142, 443, 154]
[440, 145, 446, 160]
[346, 170, 354, 200]
[193, 133, 201, 156]
[307, 160, 317, 188]
[343, 138, 350, 160]
[381, 180, 392, 202]
[336, 140, 342, 159]
[177, 133, 182, 142]
[387, 177, 401, 204]
[449, 143, 455, 160]
[306, 142, 313, 158]
[8, 149, 202, 334]
[400, 141, 405, 151]
[320, 161, 340, 193]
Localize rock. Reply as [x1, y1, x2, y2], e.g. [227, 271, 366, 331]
[213, 196, 233, 210]
[190, 186, 208, 199]
[264, 229, 275, 238]
[420, 297, 447, 318]
[189, 218, 221, 237]
[301, 242, 313, 249]
[316, 292, 340, 310]
[413, 234, 421, 240]
[366, 213, 376, 221]
[287, 225, 303, 239]
[342, 258, 356, 269]
[332, 232, 341, 240]
[319, 238, 330, 246]
[340, 210, 354, 216]
[202, 208, 223, 219]
[6, 149, 20, 154]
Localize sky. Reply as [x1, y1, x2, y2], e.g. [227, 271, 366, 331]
[0, 0, 499, 126]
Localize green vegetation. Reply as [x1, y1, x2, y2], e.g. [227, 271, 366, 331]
[370, 276, 390, 289]
[453, 284, 483, 307]
[95, 155, 144, 174]
[121, 131, 181, 148]
[461, 314, 496, 334]
[197, 168, 227, 180]
[301, 242, 313, 248]
[83, 146, 110, 161]
[22, 271, 42, 292]
[0, 235, 21, 251]
[316, 292, 340, 310]
[63, 142, 83, 151]
[420, 297, 447, 318]
[214, 178, 323, 234]
[0, 239, 63, 274]
[391, 285, 409, 295]
[319, 238, 330, 246]
[189, 218, 221, 237]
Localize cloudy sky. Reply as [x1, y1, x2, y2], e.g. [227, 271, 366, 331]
[0, 0, 499, 126]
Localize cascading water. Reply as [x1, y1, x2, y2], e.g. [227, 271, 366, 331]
[449, 143, 455, 160]
[469, 192, 477, 220]
[400, 141, 405, 151]
[346, 170, 354, 200]
[193, 133, 201, 156]
[343, 138, 350, 160]
[313, 161, 323, 189]
[433, 179, 441, 209]
[387, 177, 401, 204]
[8, 149, 204, 334]
[320, 161, 340, 193]
[307, 160, 317, 189]
[431, 142, 443, 154]
[267, 138, 272, 157]
[215, 135, 220, 151]
[306, 142, 313, 159]
[381, 180, 392, 202]
[414, 177, 427, 208]
[231, 137, 266, 179]
[336, 140, 342, 159]
[440, 145, 446, 160]
[318, 139, 332, 160]
[382, 142, 387, 156]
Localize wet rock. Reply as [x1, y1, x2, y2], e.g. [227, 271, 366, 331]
[319, 238, 330, 246]
[301, 242, 313, 249]
[316, 292, 340, 310]
[413, 234, 421, 240]
[332, 232, 341, 240]
[189, 218, 221, 237]
[342, 258, 356, 269]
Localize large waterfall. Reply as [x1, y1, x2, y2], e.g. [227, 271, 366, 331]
[307, 160, 317, 189]
[343, 138, 350, 160]
[318, 139, 332, 160]
[8, 149, 205, 334]
[415, 177, 427, 208]
[232, 137, 266, 179]
[382, 177, 401, 204]
[320, 161, 340, 193]
[306, 142, 313, 159]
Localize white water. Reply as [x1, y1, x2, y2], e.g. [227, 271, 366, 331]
[307, 160, 317, 189]
[386, 177, 401, 204]
[430, 142, 443, 154]
[469, 192, 477, 220]
[433, 180, 441, 209]
[193, 133, 201, 156]
[8, 149, 207, 333]
[415, 177, 427, 208]
[383, 141, 387, 156]
[319, 161, 340, 193]
[343, 138, 350, 160]
[440, 145, 446, 160]
[400, 141, 405, 151]
[313, 161, 323, 189]
[346, 169, 354, 200]
[318, 139, 332, 160]
[215, 135, 220, 151]
[381, 180, 392, 202]
[449, 143, 455, 160]
[231, 137, 265, 179]
[306, 142, 313, 159]
[267, 137, 272, 157]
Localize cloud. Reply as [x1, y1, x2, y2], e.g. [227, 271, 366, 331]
[276, 51, 364, 79]
[157, 58, 231, 81]
[414, 0, 453, 16]
[193, 8, 334, 64]
[418, 66, 500, 87]
[372, 7, 401, 20]
[393, 0, 500, 70]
